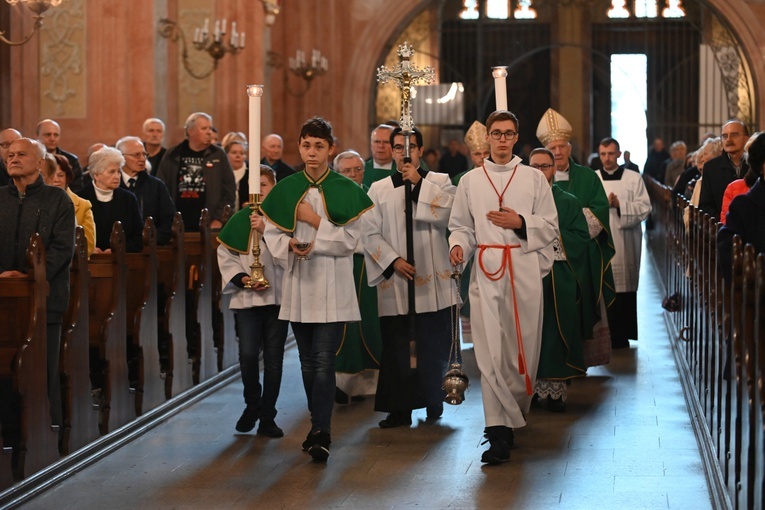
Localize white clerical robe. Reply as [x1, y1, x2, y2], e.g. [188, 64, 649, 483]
[597, 168, 652, 293]
[448, 157, 558, 429]
[216, 239, 283, 309]
[362, 171, 457, 316]
[263, 187, 363, 323]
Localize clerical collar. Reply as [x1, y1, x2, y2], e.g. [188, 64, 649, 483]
[374, 160, 393, 170]
[94, 183, 115, 202]
[554, 166, 570, 182]
[600, 166, 625, 181]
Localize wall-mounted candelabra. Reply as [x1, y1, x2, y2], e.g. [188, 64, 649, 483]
[158, 17, 245, 80]
[289, 49, 328, 82]
[1, 0, 63, 46]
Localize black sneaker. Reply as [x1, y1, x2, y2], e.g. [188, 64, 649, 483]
[235, 407, 259, 433]
[480, 426, 511, 465]
[257, 420, 284, 438]
[308, 431, 331, 461]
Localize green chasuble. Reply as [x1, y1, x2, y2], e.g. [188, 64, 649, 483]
[554, 159, 616, 339]
[260, 168, 374, 232]
[336, 252, 382, 373]
[537, 185, 589, 380]
[362, 159, 397, 188]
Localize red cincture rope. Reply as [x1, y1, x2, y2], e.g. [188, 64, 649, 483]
[481, 164, 517, 209]
[478, 243, 533, 395]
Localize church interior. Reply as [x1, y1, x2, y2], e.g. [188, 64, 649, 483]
[2, 0, 765, 508]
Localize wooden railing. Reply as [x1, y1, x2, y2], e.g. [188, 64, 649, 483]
[646, 177, 764, 510]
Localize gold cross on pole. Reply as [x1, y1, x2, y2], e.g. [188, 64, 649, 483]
[377, 42, 435, 132]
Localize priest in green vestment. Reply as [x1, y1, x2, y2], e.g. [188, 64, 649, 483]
[362, 124, 398, 188]
[332, 150, 381, 401]
[529, 148, 588, 412]
[537, 108, 616, 367]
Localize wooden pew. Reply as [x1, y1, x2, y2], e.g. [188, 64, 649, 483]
[0, 233, 59, 481]
[60, 227, 99, 456]
[125, 218, 163, 416]
[88, 223, 133, 434]
[156, 213, 192, 399]
[755, 255, 765, 509]
[184, 209, 216, 384]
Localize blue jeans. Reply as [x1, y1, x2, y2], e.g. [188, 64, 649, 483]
[291, 321, 344, 434]
[234, 306, 288, 421]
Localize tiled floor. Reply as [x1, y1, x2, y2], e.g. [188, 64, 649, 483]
[21, 247, 713, 509]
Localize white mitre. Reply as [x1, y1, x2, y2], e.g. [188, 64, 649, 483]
[536, 108, 573, 146]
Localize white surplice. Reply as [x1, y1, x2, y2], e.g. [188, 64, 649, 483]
[596, 168, 652, 293]
[448, 157, 558, 429]
[362, 171, 457, 316]
[216, 238, 283, 309]
[263, 187, 363, 323]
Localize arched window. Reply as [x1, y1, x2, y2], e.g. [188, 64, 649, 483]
[662, 0, 686, 18]
[607, 1, 630, 19]
[459, 0, 479, 19]
[513, 0, 537, 20]
[486, 0, 509, 20]
[634, 0, 658, 18]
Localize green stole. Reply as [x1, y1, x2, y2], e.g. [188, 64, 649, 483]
[261, 168, 374, 232]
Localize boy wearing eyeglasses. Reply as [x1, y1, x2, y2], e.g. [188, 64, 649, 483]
[361, 126, 457, 430]
[448, 110, 558, 465]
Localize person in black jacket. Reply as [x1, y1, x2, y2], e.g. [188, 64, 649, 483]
[36, 119, 85, 192]
[0, 137, 75, 441]
[697, 120, 750, 220]
[77, 147, 144, 253]
[116, 136, 176, 246]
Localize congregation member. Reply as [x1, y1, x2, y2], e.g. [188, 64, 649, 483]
[224, 137, 250, 210]
[718, 133, 765, 281]
[538, 108, 615, 365]
[157, 112, 236, 232]
[42, 153, 96, 258]
[362, 123, 397, 187]
[116, 136, 176, 246]
[529, 148, 589, 412]
[664, 141, 688, 187]
[362, 127, 457, 428]
[261, 133, 295, 182]
[261, 117, 373, 462]
[439, 138, 469, 180]
[449, 110, 558, 465]
[78, 147, 144, 254]
[217, 166, 288, 437]
[597, 137, 652, 349]
[0, 128, 21, 186]
[720, 132, 761, 224]
[623, 150, 639, 172]
[36, 119, 84, 192]
[0, 138, 75, 436]
[142, 118, 167, 176]
[697, 119, 749, 219]
[643, 137, 670, 183]
[332, 150, 381, 403]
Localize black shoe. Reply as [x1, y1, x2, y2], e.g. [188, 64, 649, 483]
[378, 412, 412, 429]
[334, 387, 349, 405]
[308, 431, 331, 461]
[235, 407, 259, 433]
[302, 431, 315, 451]
[257, 420, 284, 438]
[480, 426, 512, 465]
[426, 403, 443, 421]
[546, 396, 566, 413]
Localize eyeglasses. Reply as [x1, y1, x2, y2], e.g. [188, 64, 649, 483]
[489, 130, 518, 140]
[339, 166, 363, 175]
[123, 152, 149, 159]
[530, 163, 555, 170]
[392, 144, 420, 153]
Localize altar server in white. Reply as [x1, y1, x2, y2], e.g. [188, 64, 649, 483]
[449, 110, 558, 465]
[362, 126, 457, 429]
[596, 137, 652, 348]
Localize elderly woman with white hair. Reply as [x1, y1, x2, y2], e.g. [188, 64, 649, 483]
[76, 146, 144, 253]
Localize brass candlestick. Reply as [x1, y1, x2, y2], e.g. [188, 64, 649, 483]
[244, 193, 270, 289]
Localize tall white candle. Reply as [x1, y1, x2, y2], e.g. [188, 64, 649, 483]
[492, 66, 508, 111]
[247, 85, 264, 195]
